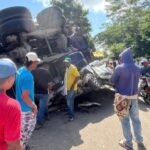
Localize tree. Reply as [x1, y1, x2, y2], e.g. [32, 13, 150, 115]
[50, 0, 91, 33]
[49, 0, 95, 50]
[95, 0, 150, 58]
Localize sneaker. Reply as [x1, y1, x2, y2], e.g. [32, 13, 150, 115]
[119, 140, 133, 150]
[68, 117, 74, 122]
[25, 144, 30, 150]
[35, 124, 43, 130]
[137, 142, 146, 150]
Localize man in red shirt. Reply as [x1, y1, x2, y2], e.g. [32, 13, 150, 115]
[0, 58, 22, 150]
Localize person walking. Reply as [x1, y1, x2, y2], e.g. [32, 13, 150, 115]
[16, 52, 41, 149]
[0, 58, 22, 150]
[64, 57, 80, 121]
[111, 48, 145, 150]
[33, 62, 53, 129]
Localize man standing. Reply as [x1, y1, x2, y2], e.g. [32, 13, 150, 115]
[64, 57, 80, 121]
[140, 59, 150, 76]
[111, 48, 144, 150]
[69, 27, 91, 62]
[16, 52, 41, 149]
[33, 62, 53, 129]
[0, 58, 22, 150]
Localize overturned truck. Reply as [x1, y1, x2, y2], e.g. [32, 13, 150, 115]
[0, 6, 113, 111]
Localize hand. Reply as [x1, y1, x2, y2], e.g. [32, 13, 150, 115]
[48, 82, 54, 90]
[48, 82, 54, 91]
[32, 104, 38, 116]
[70, 85, 75, 91]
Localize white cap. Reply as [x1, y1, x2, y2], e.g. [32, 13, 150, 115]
[141, 59, 148, 63]
[26, 52, 41, 62]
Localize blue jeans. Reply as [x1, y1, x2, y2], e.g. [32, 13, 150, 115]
[120, 100, 143, 147]
[36, 94, 49, 125]
[67, 90, 76, 118]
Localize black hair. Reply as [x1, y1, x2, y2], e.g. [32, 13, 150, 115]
[38, 61, 46, 66]
[24, 56, 33, 67]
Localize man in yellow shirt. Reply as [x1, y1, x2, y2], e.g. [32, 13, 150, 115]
[64, 57, 80, 121]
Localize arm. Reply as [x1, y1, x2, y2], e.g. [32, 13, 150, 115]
[22, 90, 37, 115]
[70, 77, 80, 90]
[110, 67, 120, 86]
[48, 82, 55, 94]
[70, 66, 80, 90]
[141, 67, 146, 76]
[21, 77, 37, 115]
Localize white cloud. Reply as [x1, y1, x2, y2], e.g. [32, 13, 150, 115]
[32, 0, 50, 7]
[33, 0, 109, 12]
[80, 0, 109, 12]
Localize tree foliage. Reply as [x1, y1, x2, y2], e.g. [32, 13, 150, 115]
[50, 0, 91, 33]
[49, 0, 95, 50]
[95, 0, 150, 58]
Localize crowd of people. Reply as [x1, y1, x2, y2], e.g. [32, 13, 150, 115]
[0, 47, 149, 150]
[0, 50, 81, 150]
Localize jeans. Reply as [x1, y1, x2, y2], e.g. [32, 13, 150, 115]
[67, 90, 76, 118]
[36, 94, 49, 125]
[120, 99, 143, 147]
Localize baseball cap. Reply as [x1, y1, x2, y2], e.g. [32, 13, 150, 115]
[64, 57, 71, 63]
[0, 58, 17, 79]
[141, 58, 148, 63]
[26, 52, 41, 62]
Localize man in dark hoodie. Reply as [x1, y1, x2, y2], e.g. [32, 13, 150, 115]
[111, 48, 144, 150]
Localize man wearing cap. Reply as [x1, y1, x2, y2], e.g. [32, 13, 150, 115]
[64, 57, 80, 121]
[16, 52, 41, 149]
[140, 59, 150, 76]
[0, 58, 22, 150]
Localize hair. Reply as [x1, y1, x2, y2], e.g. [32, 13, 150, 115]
[24, 56, 33, 67]
[37, 62, 49, 68]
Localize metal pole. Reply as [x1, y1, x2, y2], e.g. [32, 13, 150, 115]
[45, 37, 53, 55]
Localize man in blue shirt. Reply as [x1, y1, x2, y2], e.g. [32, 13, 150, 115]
[16, 52, 41, 150]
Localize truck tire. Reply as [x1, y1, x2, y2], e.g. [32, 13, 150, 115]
[0, 6, 32, 23]
[37, 6, 66, 31]
[0, 6, 35, 35]
[0, 18, 35, 35]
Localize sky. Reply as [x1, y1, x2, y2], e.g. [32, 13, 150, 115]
[0, 0, 108, 36]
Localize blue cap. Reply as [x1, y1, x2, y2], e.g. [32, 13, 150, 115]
[0, 58, 17, 79]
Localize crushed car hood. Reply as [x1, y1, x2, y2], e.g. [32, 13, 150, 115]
[80, 60, 113, 79]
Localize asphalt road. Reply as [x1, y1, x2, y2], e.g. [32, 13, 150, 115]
[30, 89, 150, 150]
